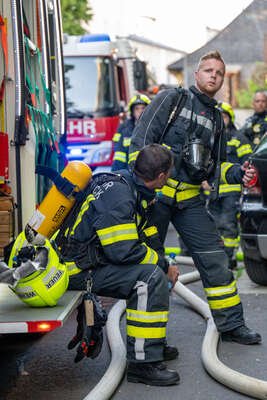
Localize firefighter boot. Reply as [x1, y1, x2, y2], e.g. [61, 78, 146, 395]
[221, 325, 262, 345]
[163, 345, 179, 361]
[127, 361, 180, 386]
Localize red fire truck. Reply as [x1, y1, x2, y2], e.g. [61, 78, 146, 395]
[63, 33, 148, 171]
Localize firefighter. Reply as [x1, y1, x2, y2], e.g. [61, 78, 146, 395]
[58, 144, 180, 386]
[129, 51, 262, 345]
[111, 94, 150, 171]
[208, 102, 253, 269]
[239, 90, 267, 148]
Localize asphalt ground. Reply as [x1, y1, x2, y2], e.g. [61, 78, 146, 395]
[1, 225, 267, 400]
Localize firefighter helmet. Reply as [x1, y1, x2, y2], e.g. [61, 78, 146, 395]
[8, 231, 69, 307]
[128, 94, 150, 114]
[217, 102, 235, 124]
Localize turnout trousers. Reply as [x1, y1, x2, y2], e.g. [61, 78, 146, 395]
[90, 263, 169, 362]
[208, 194, 240, 261]
[151, 197, 245, 332]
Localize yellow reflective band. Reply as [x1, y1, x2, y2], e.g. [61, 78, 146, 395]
[113, 151, 127, 162]
[65, 262, 82, 276]
[143, 226, 158, 237]
[176, 189, 199, 202]
[70, 194, 95, 235]
[166, 178, 179, 188]
[140, 243, 158, 265]
[113, 132, 121, 142]
[219, 184, 241, 194]
[220, 162, 233, 184]
[227, 138, 240, 147]
[157, 185, 176, 199]
[205, 280, 237, 297]
[208, 294, 241, 310]
[97, 223, 138, 246]
[123, 137, 131, 147]
[177, 182, 201, 190]
[162, 142, 171, 150]
[127, 325, 166, 339]
[126, 309, 169, 323]
[129, 151, 139, 163]
[237, 144, 252, 158]
[222, 236, 240, 248]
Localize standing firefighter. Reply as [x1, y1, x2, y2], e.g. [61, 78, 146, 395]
[239, 90, 267, 149]
[111, 94, 150, 171]
[129, 51, 262, 345]
[208, 102, 253, 269]
[58, 144, 180, 386]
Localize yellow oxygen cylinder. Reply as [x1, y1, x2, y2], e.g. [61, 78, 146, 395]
[25, 161, 92, 243]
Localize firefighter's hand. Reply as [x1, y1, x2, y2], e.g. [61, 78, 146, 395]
[241, 161, 256, 186]
[201, 180, 212, 191]
[167, 264, 180, 288]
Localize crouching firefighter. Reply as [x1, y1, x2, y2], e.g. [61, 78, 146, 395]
[55, 144, 180, 386]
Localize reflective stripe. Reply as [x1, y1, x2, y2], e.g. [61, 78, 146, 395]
[177, 182, 200, 190]
[208, 294, 241, 310]
[157, 185, 176, 199]
[143, 226, 158, 237]
[162, 142, 171, 150]
[97, 223, 138, 246]
[176, 189, 199, 202]
[220, 162, 233, 183]
[113, 132, 121, 142]
[129, 151, 139, 163]
[126, 309, 169, 323]
[123, 137, 131, 147]
[127, 325, 166, 339]
[113, 151, 127, 162]
[180, 107, 213, 131]
[65, 262, 82, 276]
[134, 279, 148, 360]
[140, 244, 158, 265]
[70, 194, 95, 235]
[219, 184, 241, 194]
[223, 236, 240, 248]
[205, 280, 237, 297]
[237, 144, 252, 158]
[166, 178, 179, 188]
[227, 138, 240, 147]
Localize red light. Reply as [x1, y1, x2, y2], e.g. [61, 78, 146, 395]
[27, 320, 62, 333]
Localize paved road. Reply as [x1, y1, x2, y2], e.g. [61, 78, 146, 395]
[1, 226, 267, 400]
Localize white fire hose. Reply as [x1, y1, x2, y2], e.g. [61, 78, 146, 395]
[83, 257, 267, 400]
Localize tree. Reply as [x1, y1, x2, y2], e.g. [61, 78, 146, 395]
[61, 0, 93, 35]
[236, 62, 267, 108]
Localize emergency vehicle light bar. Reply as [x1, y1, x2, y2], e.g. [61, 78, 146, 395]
[80, 33, 111, 43]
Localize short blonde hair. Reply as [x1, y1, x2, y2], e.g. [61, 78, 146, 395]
[197, 50, 225, 71]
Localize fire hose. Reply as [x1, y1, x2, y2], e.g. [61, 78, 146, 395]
[83, 257, 267, 400]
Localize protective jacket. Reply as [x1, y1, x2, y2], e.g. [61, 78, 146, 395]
[57, 170, 168, 274]
[112, 118, 135, 171]
[57, 170, 170, 363]
[218, 126, 252, 196]
[240, 111, 267, 148]
[129, 86, 244, 206]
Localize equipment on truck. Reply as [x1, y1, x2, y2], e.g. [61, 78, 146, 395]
[63, 33, 148, 171]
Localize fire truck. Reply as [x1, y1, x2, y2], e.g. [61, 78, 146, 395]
[63, 33, 148, 171]
[0, 0, 82, 334]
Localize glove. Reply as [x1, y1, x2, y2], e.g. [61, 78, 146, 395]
[68, 292, 107, 363]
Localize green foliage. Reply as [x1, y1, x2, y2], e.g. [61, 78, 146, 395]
[61, 0, 93, 35]
[236, 62, 267, 108]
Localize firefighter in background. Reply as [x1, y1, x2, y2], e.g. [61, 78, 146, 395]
[58, 144, 180, 386]
[208, 102, 253, 269]
[129, 51, 262, 345]
[239, 90, 267, 149]
[111, 94, 150, 171]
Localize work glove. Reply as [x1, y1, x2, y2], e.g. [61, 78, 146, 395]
[68, 292, 107, 363]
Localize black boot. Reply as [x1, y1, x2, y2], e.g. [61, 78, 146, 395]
[221, 325, 262, 345]
[163, 345, 179, 361]
[127, 361, 180, 386]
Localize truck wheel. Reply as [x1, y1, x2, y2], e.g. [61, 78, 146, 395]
[244, 256, 267, 286]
